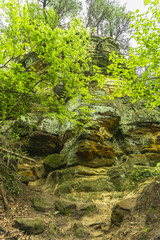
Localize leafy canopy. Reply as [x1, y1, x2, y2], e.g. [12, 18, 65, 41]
[0, 0, 105, 123]
[85, 0, 131, 52]
[34, 0, 82, 27]
[107, 2, 160, 107]
[144, 0, 159, 5]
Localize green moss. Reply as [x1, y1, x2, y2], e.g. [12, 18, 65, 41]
[43, 154, 66, 172]
[81, 203, 96, 212]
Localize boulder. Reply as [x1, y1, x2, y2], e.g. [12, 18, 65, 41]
[55, 200, 77, 215]
[111, 198, 137, 226]
[14, 217, 46, 234]
[33, 197, 54, 212]
[107, 167, 131, 191]
[43, 154, 66, 172]
[127, 154, 150, 167]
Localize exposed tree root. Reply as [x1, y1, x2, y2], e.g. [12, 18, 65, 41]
[0, 182, 11, 216]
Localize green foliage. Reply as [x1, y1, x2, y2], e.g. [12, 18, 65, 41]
[148, 205, 157, 213]
[107, 2, 160, 107]
[0, 0, 104, 124]
[0, 153, 21, 195]
[37, 0, 82, 25]
[144, 0, 159, 5]
[48, 0, 82, 23]
[4, 173, 21, 195]
[156, 162, 160, 168]
[27, 0, 82, 28]
[54, 210, 60, 215]
[128, 166, 160, 190]
[130, 167, 159, 182]
[26, 1, 59, 28]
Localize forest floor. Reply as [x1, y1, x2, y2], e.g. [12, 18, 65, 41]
[0, 177, 155, 240]
[0, 182, 43, 240]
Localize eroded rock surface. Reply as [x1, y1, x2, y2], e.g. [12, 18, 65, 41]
[1, 36, 160, 240]
[11, 91, 160, 239]
[11, 92, 160, 239]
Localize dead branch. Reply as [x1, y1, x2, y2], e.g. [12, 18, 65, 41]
[0, 147, 37, 163]
[0, 235, 20, 239]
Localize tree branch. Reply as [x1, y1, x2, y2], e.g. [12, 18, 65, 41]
[0, 147, 37, 163]
[0, 54, 24, 69]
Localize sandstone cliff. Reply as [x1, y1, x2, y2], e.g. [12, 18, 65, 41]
[0, 37, 160, 240]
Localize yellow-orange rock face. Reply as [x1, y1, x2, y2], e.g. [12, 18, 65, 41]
[76, 140, 115, 167]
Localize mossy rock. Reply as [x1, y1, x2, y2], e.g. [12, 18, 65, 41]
[55, 200, 77, 215]
[80, 202, 96, 213]
[33, 197, 54, 212]
[14, 217, 46, 234]
[54, 177, 115, 195]
[43, 154, 66, 172]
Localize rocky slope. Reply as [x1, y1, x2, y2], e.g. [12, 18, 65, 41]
[1, 89, 159, 240]
[1, 37, 160, 240]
